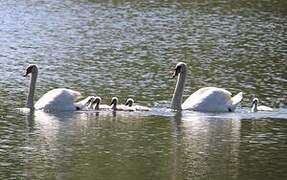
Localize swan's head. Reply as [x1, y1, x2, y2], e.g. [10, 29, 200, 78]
[111, 97, 118, 106]
[172, 62, 187, 78]
[91, 96, 101, 109]
[251, 98, 259, 112]
[24, 64, 38, 77]
[86, 97, 96, 106]
[252, 98, 259, 106]
[125, 98, 134, 107]
[94, 96, 102, 105]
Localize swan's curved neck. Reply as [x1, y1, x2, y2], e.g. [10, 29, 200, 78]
[27, 71, 37, 110]
[171, 69, 186, 110]
[111, 101, 117, 110]
[251, 102, 257, 112]
[94, 102, 100, 110]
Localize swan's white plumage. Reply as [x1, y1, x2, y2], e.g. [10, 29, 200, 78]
[171, 62, 243, 112]
[257, 105, 273, 111]
[182, 87, 243, 112]
[24, 64, 92, 112]
[34, 88, 81, 111]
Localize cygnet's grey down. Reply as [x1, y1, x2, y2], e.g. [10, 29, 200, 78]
[251, 98, 273, 112]
[125, 98, 151, 111]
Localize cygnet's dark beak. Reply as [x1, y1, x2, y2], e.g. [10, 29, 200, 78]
[251, 100, 256, 107]
[172, 66, 180, 78]
[23, 66, 33, 77]
[23, 70, 29, 77]
[172, 70, 176, 78]
[85, 98, 94, 106]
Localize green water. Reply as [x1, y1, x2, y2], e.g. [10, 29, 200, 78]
[0, 0, 286, 179]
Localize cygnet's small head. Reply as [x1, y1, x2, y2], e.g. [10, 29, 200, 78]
[86, 97, 96, 106]
[110, 97, 118, 106]
[91, 96, 101, 109]
[125, 98, 134, 107]
[94, 96, 102, 105]
[252, 98, 259, 106]
[172, 62, 187, 78]
[24, 64, 38, 77]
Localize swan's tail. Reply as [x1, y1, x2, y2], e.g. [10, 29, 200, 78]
[69, 89, 81, 99]
[231, 92, 243, 107]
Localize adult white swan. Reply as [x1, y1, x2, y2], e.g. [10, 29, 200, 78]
[251, 98, 273, 112]
[24, 64, 93, 111]
[171, 62, 243, 112]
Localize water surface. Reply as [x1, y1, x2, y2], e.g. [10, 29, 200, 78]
[0, 0, 286, 179]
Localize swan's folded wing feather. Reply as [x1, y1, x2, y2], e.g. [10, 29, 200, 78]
[182, 87, 232, 112]
[35, 88, 81, 111]
[230, 92, 243, 106]
[191, 87, 231, 97]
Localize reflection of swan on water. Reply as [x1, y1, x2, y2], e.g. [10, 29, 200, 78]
[251, 98, 273, 112]
[171, 62, 243, 112]
[171, 110, 241, 179]
[23, 64, 93, 111]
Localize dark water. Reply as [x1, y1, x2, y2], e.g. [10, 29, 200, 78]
[0, 0, 286, 179]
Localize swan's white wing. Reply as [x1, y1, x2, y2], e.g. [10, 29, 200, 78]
[228, 92, 243, 111]
[182, 87, 233, 112]
[230, 92, 243, 106]
[35, 88, 81, 111]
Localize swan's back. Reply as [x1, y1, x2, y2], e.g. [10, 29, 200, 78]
[134, 105, 150, 111]
[182, 87, 236, 112]
[257, 105, 273, 111]
[35, 88, 81, 111]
